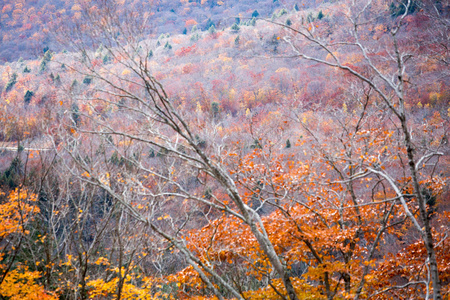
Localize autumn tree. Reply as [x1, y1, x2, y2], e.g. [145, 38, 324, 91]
[0, 188, 57, 300]
[52, 1, 317, 299]
[269, 0, 449, 298]
[43, 0, 449, 299]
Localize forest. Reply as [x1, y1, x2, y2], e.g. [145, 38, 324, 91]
[0, 0, 449, 299]
[0, 0, 298, 63]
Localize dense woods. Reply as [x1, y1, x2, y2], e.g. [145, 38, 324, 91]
[0, 0, 299, 63]
[0, 0, 449, 299]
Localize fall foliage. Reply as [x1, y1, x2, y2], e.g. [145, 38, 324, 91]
[0, 0, 448, 299]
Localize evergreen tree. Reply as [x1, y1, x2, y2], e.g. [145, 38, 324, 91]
[148, 148, 155, 158]
[39, 50, 53, 73]
[5, 73, 18, 92]
[250, 139, 262, 149]
[0, 157, 22, 189]
[211, 101, 220, 119]
[24, 90, 34, 105]
[72, 103, 80, 126]
[39, 60, 47, 73]
[83, 76, 93, 85]
[205, 19, 215, 31]
[235, 35, 240, 45]
[208, 25, 216, 35]
[55, 74, 61, 86]
[191, 33, 200, 41]
[286, 139, 291, 149]
[231, 23, 240, 32]
[103, 54, 110, 64]
[71, 79, 79, 91]
[317, 10, 324, 20]
[278, 8, 288, 17]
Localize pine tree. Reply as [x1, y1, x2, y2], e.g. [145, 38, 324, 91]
[211, 101, 220, 119]
[231, 23, 240, 32]
[285, 139, 291, 148]
[5, 73, 18, 92]
[278, 8, 288, 17]
[317, 10, 324, 20]
[24, 90, 34, 105]
[235, 35, 240, 45]
[205, 19, 215, 30]
[83, 76, 93, 85]
[103, 54, 110, 64]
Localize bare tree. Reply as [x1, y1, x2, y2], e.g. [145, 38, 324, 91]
[46, 0, 450, 299]
[52, 1, 303, 299]
[268, 1, 449, 299]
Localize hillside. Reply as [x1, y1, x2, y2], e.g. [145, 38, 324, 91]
[0, 0, 449, 299]
[0, 0, 304, 62]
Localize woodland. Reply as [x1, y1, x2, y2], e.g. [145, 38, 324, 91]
[0, 0, 449, 299]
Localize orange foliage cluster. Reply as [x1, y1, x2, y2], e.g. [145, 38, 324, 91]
[0, 189, 56, 299]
